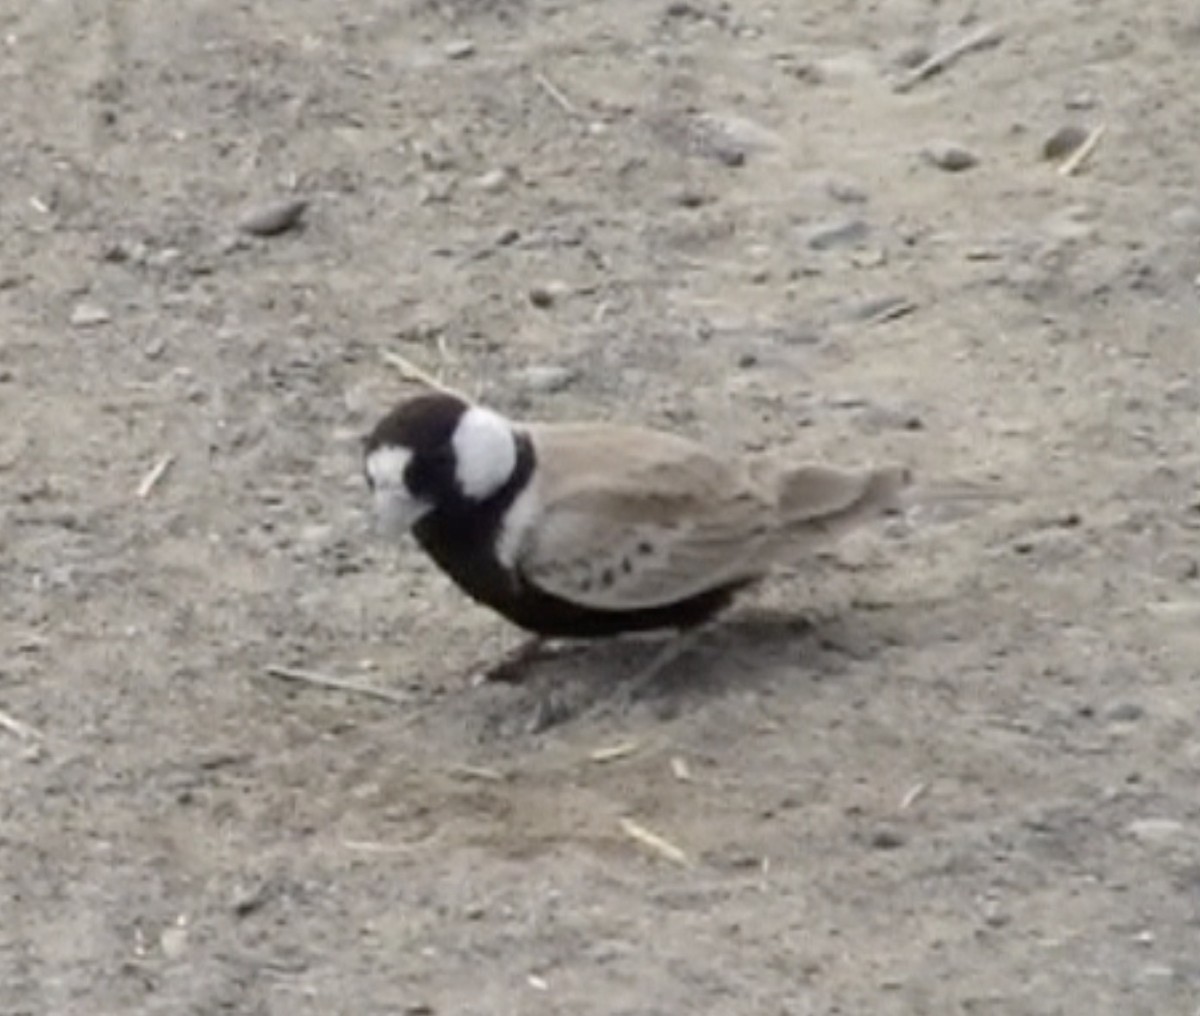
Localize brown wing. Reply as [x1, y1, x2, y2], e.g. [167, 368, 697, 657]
[514, 423, 775, 611]
[750, 458, 911, 545]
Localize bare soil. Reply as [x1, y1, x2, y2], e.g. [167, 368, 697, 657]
[3, 1, 1200, 1013]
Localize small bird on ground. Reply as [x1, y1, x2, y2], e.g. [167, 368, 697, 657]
[364, 393, 910, 682]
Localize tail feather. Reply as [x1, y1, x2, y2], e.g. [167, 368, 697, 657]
[760, 461, 912, 548]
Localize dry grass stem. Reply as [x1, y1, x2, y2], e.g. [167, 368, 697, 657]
[895, 25, 1004, 93]
[0, 707, 42, 741]
[589, 741, 640, 763]
[262, 664, 410, 706]
[137, 453, 175, 499]
[1057, 124, 1106, 176]
[619, 817, 691, 866]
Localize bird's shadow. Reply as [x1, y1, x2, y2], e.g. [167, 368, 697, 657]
[472, 602, 905, 737]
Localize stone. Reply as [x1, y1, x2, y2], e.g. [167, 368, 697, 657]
[444, 39, 476, 60]
[1127, 818, 1185, 845]
[805, 218, 869, 251]
[1042, 125, 1089, 161]
[238, 198, 308, 237]
[923, 140, 979, 171]
[70, 302, 111, 328]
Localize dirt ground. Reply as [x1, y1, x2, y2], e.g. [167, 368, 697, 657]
[3, 0, 1200, 1013]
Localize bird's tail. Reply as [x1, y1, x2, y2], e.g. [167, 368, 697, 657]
[759, 460, 913, 551]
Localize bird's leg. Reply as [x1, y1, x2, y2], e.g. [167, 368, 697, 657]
[615, 624, 711, 705]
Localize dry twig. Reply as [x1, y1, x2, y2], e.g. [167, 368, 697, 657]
[619, 817, 692, 867]
[0, 707, 42, 741]
[137, 453, 175, 499]
[262, 664, 409, 706]
[899, 781, 929, 810]
[894, 24, 1004, 93]
[534, 71, 579, 116]
[447, 764, 507, 783]
[1057, 124, 1106, 177]
[381, 350, 469, 401]
[589, 741, 640, 763]
[341, 838, 422, 854]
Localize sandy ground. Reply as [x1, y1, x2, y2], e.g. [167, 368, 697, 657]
[3, 1, 1200, 1013]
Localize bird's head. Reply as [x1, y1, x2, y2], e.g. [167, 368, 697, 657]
[363, 393, 518, 535]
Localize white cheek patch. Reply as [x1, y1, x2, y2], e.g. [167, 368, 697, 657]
[451, 406, 517, 500]
[365, 446, 412, 491]
[366, 446, 429, 534]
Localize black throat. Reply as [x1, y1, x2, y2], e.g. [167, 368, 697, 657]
[411, 430, 538, 620]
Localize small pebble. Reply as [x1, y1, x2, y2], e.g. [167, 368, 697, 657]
[693, 112, 779, 166]
[419, 178, 456, 204]
[826, 178, 869, 204]
[70, 302, 111, 328]
[238, 198, 308, 237]
[923, 141, 979, 171]
[444, 39, 476, 60]
[101, 241, 130, 263]
[860, 403, 924, 431]
[709, 143, 745, 167]
[160, 925, 189, 959]
[805, 218, 869, 251]
[675, 189, 711, 208]
[868, 827, 906, 850]
[1106, 702, 1144, 723]
[814, 53, 876, 84]
[981, 901, 1011, 928]
[851, 249, 888, 269]
[148, 247, 183, 269]
[1042, 125, 1089, 161]
[528, 282, 569, 308]
[476, 168, 509, 193]
[1167, 205, 1200, 233]
[776, 326, 823, 347]
[1127, 818, 1185, 845]
[416, 142, 456, 171]
[231, 881, 274, 917]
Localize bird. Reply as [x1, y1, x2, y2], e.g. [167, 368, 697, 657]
[363, 392, 910, 682]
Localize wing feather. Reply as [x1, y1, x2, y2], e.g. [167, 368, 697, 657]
[514, 423, 774, 611]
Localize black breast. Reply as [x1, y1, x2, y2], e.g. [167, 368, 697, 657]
[411, 436, 747, 638]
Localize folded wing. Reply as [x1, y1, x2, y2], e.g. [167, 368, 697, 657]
[515, 424, 775, 611]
